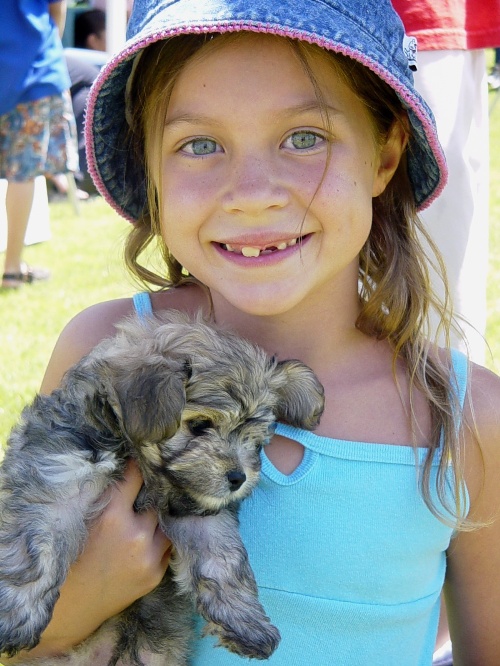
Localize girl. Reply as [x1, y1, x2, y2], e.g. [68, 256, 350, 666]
[4, 0, 500, 663]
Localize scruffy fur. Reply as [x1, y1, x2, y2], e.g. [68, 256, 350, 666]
[0, 310, 324, 665]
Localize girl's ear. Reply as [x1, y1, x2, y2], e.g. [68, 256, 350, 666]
[372, 120, 408, 197]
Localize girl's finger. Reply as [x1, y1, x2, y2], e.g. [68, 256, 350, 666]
[116, 459, 145, 504]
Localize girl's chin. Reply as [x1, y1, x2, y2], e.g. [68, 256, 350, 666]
[210, 285, 308, 317]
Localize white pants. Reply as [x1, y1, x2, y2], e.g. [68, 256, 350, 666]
[414, 50, 489, 363]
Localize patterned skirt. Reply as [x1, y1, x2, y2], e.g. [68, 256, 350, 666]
[0, 92, 79, 181]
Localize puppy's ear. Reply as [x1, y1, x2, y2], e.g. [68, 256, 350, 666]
[106, 360, 189, 444]
[269, 359, 324, 430]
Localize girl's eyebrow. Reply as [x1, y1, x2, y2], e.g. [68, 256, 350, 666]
[279, 101, 342, 119]
[164, 102, 341, 130]
[164, 114, 225, 130]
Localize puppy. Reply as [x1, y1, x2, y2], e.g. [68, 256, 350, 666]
[0, 310, 324, 665]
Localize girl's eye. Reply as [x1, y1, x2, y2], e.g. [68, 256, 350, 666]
[181, 138, 220, 156]
[283, 131, 325, 151]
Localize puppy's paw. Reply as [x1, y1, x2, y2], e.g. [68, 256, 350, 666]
[203, 616, 281, 660]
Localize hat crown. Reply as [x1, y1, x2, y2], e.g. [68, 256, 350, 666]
[127, 0, 413, 79]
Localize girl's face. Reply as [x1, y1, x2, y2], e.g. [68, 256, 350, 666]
[159, 34, 403, 317]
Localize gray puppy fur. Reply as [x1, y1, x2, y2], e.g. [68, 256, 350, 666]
[0, 310, 324, 666]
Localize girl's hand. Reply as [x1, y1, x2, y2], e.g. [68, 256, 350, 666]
[1, 461, 172, 662]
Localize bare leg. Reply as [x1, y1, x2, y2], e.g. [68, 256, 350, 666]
[2, 179, 50, 288]
[3, 180, 35, 275]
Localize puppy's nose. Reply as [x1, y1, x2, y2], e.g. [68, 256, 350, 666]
[227, 470, 246, 491]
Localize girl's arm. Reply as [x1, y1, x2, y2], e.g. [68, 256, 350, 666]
[1, 301, 172, 663]
[444, 363, 500, 665]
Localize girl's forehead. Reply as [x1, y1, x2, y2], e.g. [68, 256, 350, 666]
[178, 34, 322, 78]
[168, 34, 347, 105]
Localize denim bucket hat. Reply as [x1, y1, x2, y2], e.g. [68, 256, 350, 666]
[85, 0, 447, 222]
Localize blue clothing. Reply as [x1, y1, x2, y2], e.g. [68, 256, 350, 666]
[132, 293, 468, 666]
[0, 0, 70, 116]
[133, 291, 154, 318]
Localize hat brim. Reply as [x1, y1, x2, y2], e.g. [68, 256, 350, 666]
[85, 1, 447, 221]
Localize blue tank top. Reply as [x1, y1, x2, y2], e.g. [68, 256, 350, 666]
[132, 293, 468, 666]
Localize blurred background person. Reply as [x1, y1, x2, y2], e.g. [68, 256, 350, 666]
[60, 8, 108, 195]
[89, 0, 134, 20]
[74, 7, 106, 51]
[392, 1, 500, 366]
[489, 47, 500, 89]
[0, 0, 78, 289]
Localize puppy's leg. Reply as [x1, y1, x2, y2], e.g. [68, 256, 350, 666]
[161, 509, 280, 660]
[0, 439, 117, 656]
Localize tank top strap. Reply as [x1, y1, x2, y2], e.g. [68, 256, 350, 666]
[132, 292, 154, 319]
[449, 348, 469, 418]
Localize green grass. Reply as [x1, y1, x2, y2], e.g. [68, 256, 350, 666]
[1, 88, 500, 444]
[0, 196, 132, 441]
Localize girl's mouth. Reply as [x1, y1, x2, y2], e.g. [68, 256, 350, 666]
[219, 237, 302, 258]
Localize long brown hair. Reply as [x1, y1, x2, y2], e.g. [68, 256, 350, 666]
[124, 33, 473, 527]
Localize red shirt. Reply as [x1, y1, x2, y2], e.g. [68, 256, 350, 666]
[391, 0, 500, 50]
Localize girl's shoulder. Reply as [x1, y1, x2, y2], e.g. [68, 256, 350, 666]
[41, 297, 136, 393]
[464, 359, 500, 435]
[41, 285, 207, 393]
[460, 359, 500, 509]
[434, 347, 500, 425]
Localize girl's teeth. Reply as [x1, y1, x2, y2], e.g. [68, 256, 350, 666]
[240, 247, 260, 257]
[224, 238, 300, 257]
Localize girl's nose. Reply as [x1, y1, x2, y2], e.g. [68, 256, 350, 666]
[221, 156, 289, 215]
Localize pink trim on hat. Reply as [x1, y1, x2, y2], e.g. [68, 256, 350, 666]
[86, 21, 447, 220]
[85, 42, 149, 222]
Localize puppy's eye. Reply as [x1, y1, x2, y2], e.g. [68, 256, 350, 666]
[187, 418, 213, 436]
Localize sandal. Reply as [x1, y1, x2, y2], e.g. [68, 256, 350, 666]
[2, 264, 50, 289]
